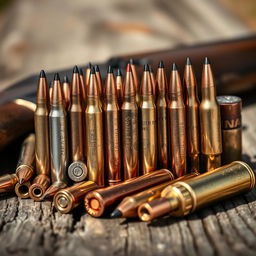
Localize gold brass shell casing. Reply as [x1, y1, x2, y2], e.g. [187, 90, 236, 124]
[15, 181, 31, 199]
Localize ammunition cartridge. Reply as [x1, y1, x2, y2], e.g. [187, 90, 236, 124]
[184, 58, 200, 172]
[156, 61, 168, 168]
[0, 99, 35, 150]
[54, 181, 99, 213]
[84, 169, 174, 217]
[130, 59, 140, 104]
[15, 181, 31, 199]
[149, 66, 156, 99]
[16, 134, 35, 184]
[86, 67, 104, 186]
[122, 64, 139, 180]
[68, 66, 87, 182]
[85, 62, 92, 89]
[168, 63, 187, 176]
[200, 58, 222, 171]
[138, 161, 255, 221]
[104, 66, 122, 185]
[116, 69, 124, 107]
[95, 65, 103, 99]
[217, 96, 242, 164]
[0, 174, 18, 193]
[63, 76, 71, 111]
[29, 174, 50, 199]
[140, 64, 157, 174]
[79, 68, 87, 108]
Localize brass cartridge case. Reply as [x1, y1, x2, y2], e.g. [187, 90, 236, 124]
[0, 99, 35, 151]
[68, 67, 87, 182]
[156, 61, 168, 168]
[168, 64, 187, 177]
[140, 65, 157, 174]
[16, 134, 35, 184]
[63, 76, 71, 111]
[138, 161, 255, 221]
[104, 67, 121, 185]
[29, 174, 50, 200]
[84, 169, 174, 217]
[200, 58, 222, 171]
[15, 181, 31, 199]
[86, 68, 104, 186]
[0, 174, 18, 193]
[184, 58, 200, 172]
[54, 181, 99, 213]
[217, 96, 242, 164]
[122, 64, 139, 180]
[116, 69, 124, 107]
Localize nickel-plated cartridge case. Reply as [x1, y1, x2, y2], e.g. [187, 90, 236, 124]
[217, 96, 242, 165]
[104, 67, 121, 185]
[0, 174, 18, 193]
[16, 134, 35, 184]
[54, 181, 99, 213]
[84, 169, 174, 217]
[200, 58, 222, 171]
[140, 65, 157, 174]
[184, 58, 200, 172]
[168, 63, 187, 177]
[86, 68, 104, 186]
[122, 64, 139, 180]
[15, 181, 31, 199]
[138, 161, 255, 221]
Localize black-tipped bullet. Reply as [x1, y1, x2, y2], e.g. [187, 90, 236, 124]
[117, 68, 122, 76]
[63, 75, 69, 83]
[159, 60, 164, 68]
[86, 62, 92, 69]
[73, 65, 79, 73]
[108, 65, 113, 74]
[205, 57, 211, 65]
[79, 68, 84, 75]
[39, 70, 46, 78]
[172, 63, 177, 71]
[54, 73, 60, 81]
[149, 66, 154, 73]
[90, 67, 95, 74]
[186, 57, 192, 65]
[111, 209, 122, 218]
[95, 65, 100, 72]
[144, 64, 150, 72]
[129, 58, 134, 65]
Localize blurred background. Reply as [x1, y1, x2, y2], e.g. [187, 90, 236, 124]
[0, 0, 255, 91]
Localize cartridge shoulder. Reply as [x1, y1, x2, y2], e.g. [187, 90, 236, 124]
[200, 99, 219, 110]
[49, 108, 66, 117]
[156, 97, 168, 108]
[86, 104, 102, 113]
[104, 102, 120, 112]
[35, 106, 49, 116]
[121, 101, 138, 111]
[140, 101, 156, 109]
[168, 100, 185, 109]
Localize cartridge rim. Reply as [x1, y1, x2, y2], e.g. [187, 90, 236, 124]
[29, 184, 45, 201]
[54, 190, 74, 213]
[68, 161, 88, 182]
[15, 181, 31, 199]
[84, 192, 104, 217]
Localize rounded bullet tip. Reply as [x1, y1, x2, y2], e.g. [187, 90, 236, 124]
[205, 57, 211, 65]
[117, 68, 122, 76]
[172, 63, 177, 71]
[90, 67, 95, 74]
[54, 73, 60, 81]
[159, 60, 164, 68]
[108, 65, 113, 73]
[39, 70, 46, 78]
[129, 58, 134, 65]
[111, 209, 122, 218]
[144, 64, 150, 72]
[95, 65, 100, 72]
[73, 65, 79, 73]
[186, 57, 192, 65]
[63, 75, 69, 83]
[79, 68, 84, 75]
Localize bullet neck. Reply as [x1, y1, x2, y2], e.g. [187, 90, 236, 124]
[141, 95, 154, 102]
[201, 86, 216, 101]
[87, 96, 101, 105]
[123, 96, 136, 103]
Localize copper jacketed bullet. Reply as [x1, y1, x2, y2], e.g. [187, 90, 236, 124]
[15, 181, 31, 199]
[86, 67, 104, 186]
[85, 62, 92, 88]
[63, 75, 71, 111]
[168, 63, 187, 177]
[140, 64, 157, 174]
[116, 68, 124, 107]
[44, 73, 69, 198]
[138, 161, 255, 221]
[200, 57, 222, 171]
[217, 95, 242, 164]
[16, 134, 35, 184]
[156, 61, 168, 168]
[130, 59, 139, 104]
[54, 181, 100, 214]
[95, 65, 103, 99]
[149, 66, 156, 99]
[0, 174, 18, 193]
[104, 66, 122, 185]
[79, 68, 87, 107]
[67, 66, 87, 182]
[30, 70, 51, 201]
[84, 169, 174, 217]
[122, 64, 139, 180]
[184, 58, 200, 172]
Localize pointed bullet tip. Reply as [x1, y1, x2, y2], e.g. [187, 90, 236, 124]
[108, 65, 113, 74]
[186, 57, 192, 65]
[144, 64, 150, 72]
[129, 58, 134, 65]
[111, 209, 122, 218]
[95, 65, 100, 72]
[172, 63, 177, 71]
[117, 68, 122, 76]
[73, 65, 79, 73]
[79, 68, 84, 75]
[149, 65, 153, 73]
[19, 178, 25, 185]
[126, 64, 131, 72]
[54, 73, 60, 81]
[86, 62, 92, 69]
[63, 75, 69, 83]
[39, 70, 46, 78]
[90, 67, 95, 74]
[205, 57, 211, 65]
[159, 60, 164, 68]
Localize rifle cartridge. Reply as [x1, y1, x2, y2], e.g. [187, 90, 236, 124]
[84, 169, 174, 217]
[86, 68, 105, 186]
[168, 63, 187, 177]
[217, 96, 242, 164]
[184, 58, 200, 172]
[85, 62, 92, 88]
[138, 161, 255, 221]
[122, 64, 139, 180]
[54, 181, 99, 213]
[16, 134, 35, 184]
[79, 68, 87, 108]
[200, 58, 222, 171]
[156, 61, 168, 168]
[104, 66, 122, 185]
[15, 181, 31, 199]
[95, 65, 103, 99]
[68, 66, 87, 182]
[63, 76, 71, 111]
[44, 73, 69, 198]
[116, 69, 124, 107]
[130, 59, 140, 104]
[140, 64, 157, 174]
[29, 174, 50, 200]
[149, 66, 156, 100]
[0, 174, 18, 193]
